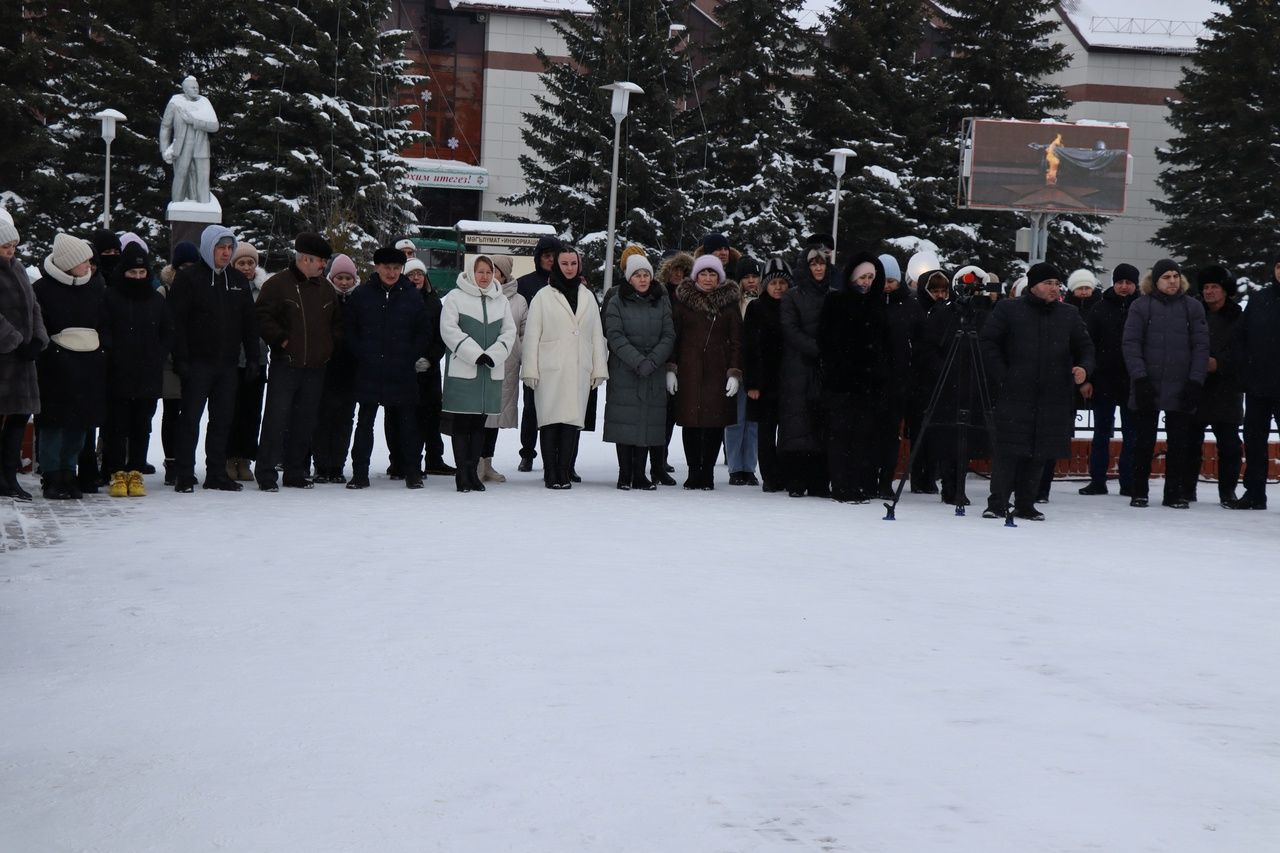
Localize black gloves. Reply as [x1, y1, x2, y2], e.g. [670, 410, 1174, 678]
[1134, 376, 1158, 411]
[476, 353, 495, 368]
[13, 338, 44, 360]
[636, 358, 657, 377]
[1181, 380, 1203, 412]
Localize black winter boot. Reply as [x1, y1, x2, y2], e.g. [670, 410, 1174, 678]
[452, 434, 472, 492]
[467, 431, 486, 492]
[616, 444, 633, 490]
[631, 446, 654, 490]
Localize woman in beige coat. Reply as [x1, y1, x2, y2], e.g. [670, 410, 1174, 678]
[521, 246, 607, 489]
[480, 255, 527, 482]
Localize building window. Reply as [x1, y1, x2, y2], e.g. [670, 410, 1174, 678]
[403, 4, 485, 165]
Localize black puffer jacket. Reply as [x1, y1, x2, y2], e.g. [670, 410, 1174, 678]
[980, 291, 1095, 459]
[103, 271, 171, 400]
[33, 267, 109, 427]
[345, 274, 431, 406]
[168, 261, 258, 369]
[743, 291, 784, 422]
[818, 253, 892, 398]
[883, 286, 923, 404]
[1085, 286, 1138, 404]
[777, 268, 828, 452]
[1195, 298, 1243, 423]
[1236, 280, 1280, 398]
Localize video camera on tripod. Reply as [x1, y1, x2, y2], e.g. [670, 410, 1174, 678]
[951, 265, 1002, 305]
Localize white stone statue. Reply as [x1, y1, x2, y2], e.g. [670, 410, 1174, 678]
[160, 76, 219, 205]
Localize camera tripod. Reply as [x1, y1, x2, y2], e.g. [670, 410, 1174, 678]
[884, 299, 1008, 522]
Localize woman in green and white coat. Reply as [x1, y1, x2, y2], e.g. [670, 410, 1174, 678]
[440, 255, 517, 493]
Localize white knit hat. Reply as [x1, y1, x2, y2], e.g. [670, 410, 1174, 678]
[50, 233, 94, 272]
[1067, 268, 1099, 291]
[0, 218, 17, 245]
[624, 254, 654, 282]
[403, 258, 427, 277]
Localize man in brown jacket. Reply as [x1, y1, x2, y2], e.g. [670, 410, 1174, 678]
[254, 232, 340, 490]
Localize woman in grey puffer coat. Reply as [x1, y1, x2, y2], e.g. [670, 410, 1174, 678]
[604, 255, 675, 490]
[1122, 259, 1209, 509]
[0, 218, 48, 500]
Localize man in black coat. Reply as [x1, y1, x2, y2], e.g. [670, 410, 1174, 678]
[343, 246, 431, 490]
[1187, 266, 1243, 506]
[979, 262, 1094, 520]
[1233, 253, 1280, 510]
[168, 224, 259, 493]
[514, 235, 561, 470]
[1078, 264, 1140, 496]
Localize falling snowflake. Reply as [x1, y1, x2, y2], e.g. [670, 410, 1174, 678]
[447, 137, 459, 150]
[420, 91, 432, 103]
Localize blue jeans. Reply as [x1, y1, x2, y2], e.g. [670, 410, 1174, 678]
[1089, 397, 1135, 490]
[37, 426, 87, 475]
[723, 387, 758, 474]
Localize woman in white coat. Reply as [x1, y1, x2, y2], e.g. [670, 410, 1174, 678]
[521, 246, 608, 489]
[440, 255, 517, 492]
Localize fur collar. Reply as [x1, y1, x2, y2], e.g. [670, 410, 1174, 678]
[676, 279, 741, 316]
[42, 255, 92, 286]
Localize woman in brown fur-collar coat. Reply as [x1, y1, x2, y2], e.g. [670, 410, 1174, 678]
[667, 254, 742, 489]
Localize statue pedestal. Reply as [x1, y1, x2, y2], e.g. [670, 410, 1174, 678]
[167, 197, 223, 257]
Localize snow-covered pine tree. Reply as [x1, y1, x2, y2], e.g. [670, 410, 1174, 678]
[503, 0, 697, 276]
[0, 0, 175, 255]
[0, 0, 73, 255]
[690, 0, 813, 259]
[790, 0, 952, 263]
[938, 0, 1104, 274]
[1155, 0, 1280, 282]
[216, 0, 422, 260]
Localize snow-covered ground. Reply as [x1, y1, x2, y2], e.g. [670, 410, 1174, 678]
[2, 417, 1277, 852]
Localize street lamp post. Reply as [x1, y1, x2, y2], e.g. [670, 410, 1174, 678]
[600, 82, 643, 292]
[93, 109, 127, 230]
[826, 147, 855, 266]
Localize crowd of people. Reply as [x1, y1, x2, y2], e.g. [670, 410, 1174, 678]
[1, 213, 1278, 520]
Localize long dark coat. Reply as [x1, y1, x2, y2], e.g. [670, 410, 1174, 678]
[0, 256, 48, 415]
[778, 270, 828, 452]
[669, 280, 742, 428]
[345, 274, 431, 406]
[33, 268, 109, 427]
[603, 281, 675, 446]
[1235, 281, 1280, 398]
[883, 287, 923, 405]
[980, 292, 1095, 459]
[743, 292, 785, 423]
[104, 273, 172, 400]
[1085, 286, 1137, 404]
[818, 254, 893, 398]
[1122, 290, 1209, 413]
[1196, 299, 1243, 424]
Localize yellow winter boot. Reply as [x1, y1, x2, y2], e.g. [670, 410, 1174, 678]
[126, 470, 147, 497]
[108, 471, 128, 498]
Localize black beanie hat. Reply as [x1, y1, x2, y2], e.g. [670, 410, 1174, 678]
[92, 228, 122, 256]
[1026, 261, 1062, 287]
[118, 241, 150, 274]
[294, 232, 332, 260]
[1151, 259, 1181, 282]
[701, 233, 730, 253]
[373, 246, 406, 266]
[1112, 263, 1140, 285]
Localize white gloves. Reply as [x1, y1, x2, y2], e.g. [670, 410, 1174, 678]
[414, 357, 430, 373]
[524, 377, 538, 390]
[666, 372, 678, 395]
[591, 377, 605, 390]
[725, 375, 740, 397]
